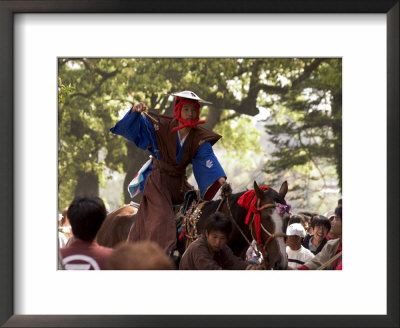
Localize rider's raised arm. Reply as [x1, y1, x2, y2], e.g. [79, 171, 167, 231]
[192, 142, 226, 201]
[110, 106, 158, 153]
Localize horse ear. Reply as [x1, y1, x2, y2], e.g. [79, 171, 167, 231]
[278, 181, 288, 199]
[254, 181, 264, 199]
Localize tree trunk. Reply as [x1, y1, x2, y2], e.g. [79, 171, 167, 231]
[74, 170, 99, 197]
[203, 106, 222, 131]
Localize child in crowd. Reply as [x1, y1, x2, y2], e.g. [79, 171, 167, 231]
[286, 223, 315, 269]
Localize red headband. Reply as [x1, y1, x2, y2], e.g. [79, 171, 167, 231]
[172, 97, 206, 132]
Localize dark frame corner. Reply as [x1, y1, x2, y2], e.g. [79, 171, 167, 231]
[1, 1, 398, 327]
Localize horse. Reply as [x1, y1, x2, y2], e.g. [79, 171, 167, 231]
[96, 203, 138, 248]
[96, 181, 290, 270]
[179, 180, 289, 270]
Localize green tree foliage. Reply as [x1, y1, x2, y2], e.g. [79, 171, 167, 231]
[58, 59, 124, 210]
[58, 58, 341, 213]
[58, 58, 264, 209]
[215, 115, 262, 168]
[260, 58, 342, 211]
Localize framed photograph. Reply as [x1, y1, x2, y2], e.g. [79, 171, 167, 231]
[1, 1, 398, 327]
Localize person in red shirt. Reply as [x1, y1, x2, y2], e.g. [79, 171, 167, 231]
[60, 195, 113, 270]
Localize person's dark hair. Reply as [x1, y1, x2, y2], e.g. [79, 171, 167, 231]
[338, 198, 342, 206]
[334, 205, 342, 220]
[205, 212, 232, 237]
[311, 215, 331, 231]
[67, 195, 107, 242]
[288, 214, 305, 225]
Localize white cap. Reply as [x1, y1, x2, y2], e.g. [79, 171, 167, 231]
[169, 90, 212, 104]
[286, 223, 306, 238]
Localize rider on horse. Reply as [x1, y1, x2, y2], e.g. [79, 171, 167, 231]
[110, 90, 226, 256]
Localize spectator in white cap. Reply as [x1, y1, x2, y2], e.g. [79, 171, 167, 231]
[286, 223, 315, 269]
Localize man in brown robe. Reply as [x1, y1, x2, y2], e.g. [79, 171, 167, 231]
[110, 91, 226, 255]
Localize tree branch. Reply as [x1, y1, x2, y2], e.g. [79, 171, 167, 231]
[219, 112, 241, 123]
[259, 58, 326, 95]
[291, 58, 325, 88]
[71, 72, 119, 99]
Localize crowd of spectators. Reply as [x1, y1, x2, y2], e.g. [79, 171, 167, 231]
[58, 195, 342, 271]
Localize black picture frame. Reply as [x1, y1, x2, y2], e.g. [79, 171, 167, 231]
[0, 1, 398, 327]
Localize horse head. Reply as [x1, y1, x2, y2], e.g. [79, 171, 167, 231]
[253, 180, 289, 270]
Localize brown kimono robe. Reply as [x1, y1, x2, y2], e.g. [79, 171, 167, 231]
[127, 113, 223, 253]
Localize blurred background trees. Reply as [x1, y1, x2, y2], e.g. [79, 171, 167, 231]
[58, 58, 341, 214]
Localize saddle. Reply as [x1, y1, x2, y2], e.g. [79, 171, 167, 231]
[176, 189, 206, 247]
[176, 184, 233, 238]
